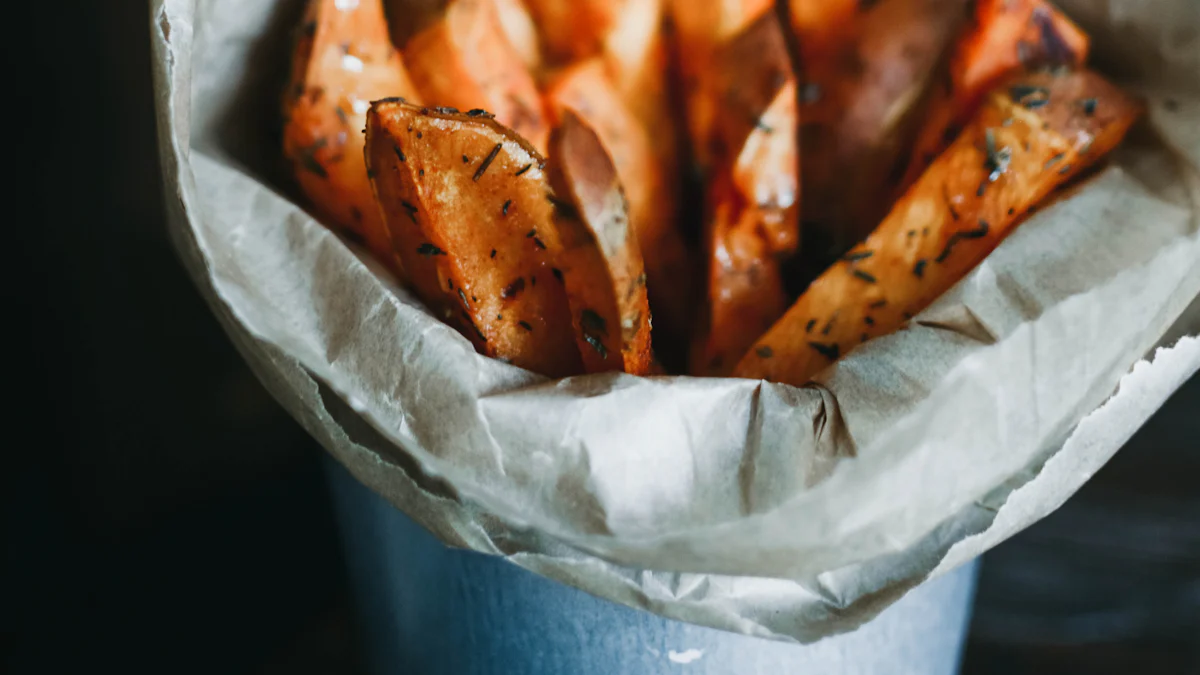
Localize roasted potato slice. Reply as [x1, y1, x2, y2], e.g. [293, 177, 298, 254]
[404, 0, 549, 152]
[545, 59, 693, 351]
[689, 11, 799, 376]
[283, 0, 419, 274]
[492, 0, 542, 71]
[365, 100, 582, 377]
[789, 0, 967, 255]
[735, 68, 1142, 385]
[896, 0, 1090, 193]
[547, 111, 654, 374]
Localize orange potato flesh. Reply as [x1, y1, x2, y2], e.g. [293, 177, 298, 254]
[365, 100, 582, 377]
[688, 12, 799, 376]
[491, 0, 542, 70]
[545, 60, 693, 350]
[548, 111, 654, 374]
[404, 0, 550, 153]
[735, 68, 1142, 385]
[789, 0, 966, 256]
[283, 0, 419, 275]
[896, 0, 1090, 193]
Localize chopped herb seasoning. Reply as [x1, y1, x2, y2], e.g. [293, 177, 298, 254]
[462, 154, 470, 164]
[584, 333, 608, 359]
[419, 169, 425, 177]
[754, 118, 774, 133]
[870, 299, 888, 308]
[416, 131, 423, 139]
[581, 310, 608, 335]
[805, 318, 817, 333]
[532, 237, 547, 250]
[941, 124, 962, 144]
[502, 199, 513, 216]
[1081, 98, 1097, 116]
[755, 346, 774, 359]
[903, 312, 914, 320]
[515, 163, 533, 176]
[502, 277, 526, 298]
[935, 220, 990, 263]
[799, 82, 822, 104]
[808, 341, 840, 360]
[334, 106, 348, 125]
[907, 230, 917, 238]
[473, 144, 502, 181]
[366, 168, 376, 179]
[552, 268, 563, 282]
[373, 96, 405, 104]
[1058, 163, 1073, 175]
[401, 200, 418, 222]
[393, 144, 406, 163]
[466, 108, 491, 117]
[298, 143, 328, 178]
[913, 259, 927, 278]
[1009, 84, 1050, 106]
[864, 316, 875, 326]
[526, 229, 537, 238]
[434, 106, 459, 114]
[458, 288, 468, 306]
[842, 250, 874, 262]
[852, 269, 877, 283]
[1044, 153, 1065, 170]
[1079, 141, 1092, 155]
[416, 243, 445, 256]
[977, 180, 988, 197]
[490, 248, 497, 258]
[984, 129, 1012, 182]
[518, 320, 533, 332]
[530, 276, 536, 286]
[462, 312, 486, 342]
[1008, 207, 1016, 215]
[822, 312, 838, 336]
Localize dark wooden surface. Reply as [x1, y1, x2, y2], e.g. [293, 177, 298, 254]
[7, 2, 1196, 673]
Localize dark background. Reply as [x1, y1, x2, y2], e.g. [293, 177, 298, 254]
[6, 1, 1197, 673]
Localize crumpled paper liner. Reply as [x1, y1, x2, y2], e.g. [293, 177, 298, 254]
[151, 0, 1199, 642]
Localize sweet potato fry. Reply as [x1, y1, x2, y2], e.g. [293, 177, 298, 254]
[669, 0, 774, 168]
[896, 0, 1090, 193]
[735, 68, 1142, 385]
[689, 12, 799, 376]
[283, 0, 418, 274]
[788, 0, 966, 255]
[547, 111, 654, 374]
[365, 100, 582, 377]
[545, 60, 692, 350]
[491, 0, 542, 71]
[404, 0, 550, 152]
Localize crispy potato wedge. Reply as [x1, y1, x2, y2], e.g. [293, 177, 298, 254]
[669, 0, 774, 168]
[404, 0, 549, 152]
[735, 68, 1142, 385]
[365, 100, 582, 377]
[521, 0, 622, 63]
[896, 0, 1090, 192]
[547, 111, 654, 374]
[491, 0, 542, 71]
[789, 0, 966, 255]
[689, 12, 799, 376]
[545, 60, 692, 350]
[283, 0, 418, 274]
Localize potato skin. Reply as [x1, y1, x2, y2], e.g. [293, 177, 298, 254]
[365, 100, 582, 377]
[283, 0, 419, 275]
[735, 68, 1142, 385]
[548, 111, 654, 375]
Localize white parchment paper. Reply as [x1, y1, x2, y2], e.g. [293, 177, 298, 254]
[150, 0, 1200, 642]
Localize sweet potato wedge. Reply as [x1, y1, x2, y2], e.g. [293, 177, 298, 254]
[547, 111, 654, 374]
[545, 60, 692, 350]
[690, 12, 799, 376]
[404, 0, 550, 152]
[735, 68, 1142, 385]
[896, 0, 1090, 193]
[788, 0, 966, 255]
[669, 0, 774, 168]
[365, 100, 582, 377]
[283, 0, 419, 274]
[491, 0, 542, 70]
